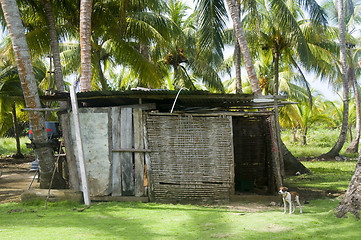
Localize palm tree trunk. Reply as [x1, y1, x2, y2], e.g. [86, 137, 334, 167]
[346, 67, 360, 153]
[273, 49, 279, 95]
[11, 102, 23, 158]
[335, 154, 361, 218]
[320, 0, 349, 158]
[292, 128, 297, 142]
[97, 55, 107, 90]
[42, 0, 64, 93]
[234, 38, 242, 93]
[42, 0, 68, 189]
[0, 0, 57, 189]
[302, 126, 308, 145]
[225, 0, 261, 96]
[234, 0, 242, 94]
[80, 0, 93, 92]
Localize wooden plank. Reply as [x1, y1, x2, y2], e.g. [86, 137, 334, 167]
[112, 148, 151, 152]
[120, 108, 134, 195]
[59, 113, 80, 191]
[228, 116, 235, 196]
[111, 107, 122, 196]
[69, 85, 91, 206]
[91, 196, 148, 202]
[22, 107, 66, 112]
[133, 109, 145, 197]
[143, 114, 154, 201]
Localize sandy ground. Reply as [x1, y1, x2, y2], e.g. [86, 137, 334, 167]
[0, 156, 39, 203]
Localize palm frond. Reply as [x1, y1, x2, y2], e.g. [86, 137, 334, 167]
[195, 0, 228, 59]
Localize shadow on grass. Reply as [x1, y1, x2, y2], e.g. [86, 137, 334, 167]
[0, 201, 232, 239]
[0, 200, 360, 239]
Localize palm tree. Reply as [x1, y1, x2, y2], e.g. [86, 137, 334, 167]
[40, 0, 66, 93]
[59, 0, 177, 90]
[245, 0, 327, 97]
[346, 65, 360, 152]
[233, 0, 242, 93]
[79, 0, 92, 91]
[293, 95, 335, 145]
[195, 0, 261, 95]
[225, 0, 262, 95]
[319, 0, 349, 158]
[0, 0, 64, 188]
[160, 0, 225, 92]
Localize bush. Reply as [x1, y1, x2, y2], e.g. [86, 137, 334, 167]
[0, 137, 33, 156]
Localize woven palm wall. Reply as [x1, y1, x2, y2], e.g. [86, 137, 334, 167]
[146, 114, 234, 203]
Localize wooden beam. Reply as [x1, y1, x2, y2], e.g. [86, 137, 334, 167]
[133, 108, 145, 197]
[69, 85, 91, 206]
[22, 108, 66, 112]
[111, 107, 122, 196]
[120, 108, 134, 195]
[112, 148, 151, 153]
[91, 196, 148, 202]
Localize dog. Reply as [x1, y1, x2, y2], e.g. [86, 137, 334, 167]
[279, 187, 302, 214]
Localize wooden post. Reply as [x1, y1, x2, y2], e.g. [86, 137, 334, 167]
[60, 113, 80, 191]
[120, 108, 134, 195]
[111, 107, 122, 196]
[229, 116, 235, 196]
[133, 109, 145, 197]
[69, 85, 91, 206]
[143, 114, 154, 201]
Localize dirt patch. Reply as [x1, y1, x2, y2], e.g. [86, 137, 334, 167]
[0, 155, 39, 203]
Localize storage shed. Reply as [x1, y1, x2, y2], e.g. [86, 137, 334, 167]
[45, 90, 285, 203]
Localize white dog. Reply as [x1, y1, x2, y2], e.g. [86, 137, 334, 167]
[279, 187, 302, 214]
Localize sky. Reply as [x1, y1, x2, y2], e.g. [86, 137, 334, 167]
[182, 0, 339, 101]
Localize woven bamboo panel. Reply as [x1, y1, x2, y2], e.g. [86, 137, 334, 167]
[146, 114, 233, 203]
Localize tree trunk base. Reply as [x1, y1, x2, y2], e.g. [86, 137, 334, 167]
[335, 164, 361, 219]
[335, 204, 361, 219]
[281, 142, 310, 176]
[12, 153, 24, 159]
[346, 141, 358, 153]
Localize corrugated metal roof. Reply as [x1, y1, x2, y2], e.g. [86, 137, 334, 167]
[41, 89, 288, 112]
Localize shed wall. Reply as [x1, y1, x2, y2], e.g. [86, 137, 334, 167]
[145, 114, 234, 203]
[70, 108, 112, 196]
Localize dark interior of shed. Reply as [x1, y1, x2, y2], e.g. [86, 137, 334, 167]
[232, 116, 274, 195]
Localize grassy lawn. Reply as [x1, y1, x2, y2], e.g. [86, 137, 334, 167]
[285, 160, 356, 192]
[0, 199, 360, 240]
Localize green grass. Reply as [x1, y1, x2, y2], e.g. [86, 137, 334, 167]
[0, 200, 360, 240]
[1, 131, 360, 239]
[285, 160, 356, 191]
[282, 127, 358, 158]
[0, 137, 33, 156]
